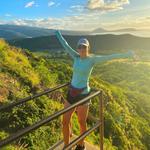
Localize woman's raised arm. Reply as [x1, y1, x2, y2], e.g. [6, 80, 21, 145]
[92, 51, 134, 64]
[55, 30, 79, 59]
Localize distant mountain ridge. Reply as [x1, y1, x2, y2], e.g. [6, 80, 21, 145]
[9, 33, 150, 52]
[0, 24, 146, 40]
[1, 24, 150, 52]
[0, 24, 91, 40]
[0, 24, 54, 39]
[93, 27, 137, 33]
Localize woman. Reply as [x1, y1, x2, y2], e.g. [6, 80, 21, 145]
[55, 30, 134, 150]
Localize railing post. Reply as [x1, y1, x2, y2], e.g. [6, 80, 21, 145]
[99, 91, 104, 150]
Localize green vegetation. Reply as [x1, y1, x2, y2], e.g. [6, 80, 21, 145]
[0, 40, 150, 150]
[0, 40, 65, 149]
[90, 60, 150, 149]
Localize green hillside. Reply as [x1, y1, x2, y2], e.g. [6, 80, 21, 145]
[0, 40, 150, 150]
[91, 60, 150, 149]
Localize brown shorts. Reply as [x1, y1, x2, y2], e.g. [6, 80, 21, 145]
[66, 89, 91, 105]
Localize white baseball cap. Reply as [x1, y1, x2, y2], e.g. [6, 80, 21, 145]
[77, 38, 90, 47]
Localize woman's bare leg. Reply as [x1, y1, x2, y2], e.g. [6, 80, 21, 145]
[62, 101, 75, 146]
[76, 103, 89, 146]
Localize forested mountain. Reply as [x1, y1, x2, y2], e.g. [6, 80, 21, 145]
[1, 24, 150, 53]
[1, 24, 146, 40]
[0, 24, 90, 40]
[0, 40, 150, 150]
[9, 33, 150, 53]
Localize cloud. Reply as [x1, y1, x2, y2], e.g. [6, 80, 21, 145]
[48, 1, 55, 7]
[6, 14, 150, 33]
[48, 1, 61, 7]
[68, 5, 85, 13]
[3, 0, 149, 32]
[7, 13, 105, 31]
[87, 0, 104, 9]
[5, 14, 12, 17]
[87, 0, 130, 11]
[56, 3, 61, 7]
[67, 0, 130, 16]
[103, 16, 150, 30]
[25, 1, 35, 8]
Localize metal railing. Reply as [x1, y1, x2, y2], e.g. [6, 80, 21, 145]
[0, 83, 69, 111]
[0, 83, 104, 150]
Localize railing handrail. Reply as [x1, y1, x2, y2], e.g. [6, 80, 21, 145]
[51, 90, 104, 150]
[0, 82, 69, 112]
[55, 90, 104, 150]
[0, 90, 101, 148]
[49, 139, 63, 150]
[64, 121, 101, 150]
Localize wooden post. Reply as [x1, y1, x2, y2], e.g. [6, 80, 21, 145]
[99, 91, 104, 150]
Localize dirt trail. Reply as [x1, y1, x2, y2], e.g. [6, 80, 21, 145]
[50, 135, 99, 150]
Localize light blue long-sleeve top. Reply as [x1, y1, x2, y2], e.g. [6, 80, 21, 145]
[55, 31, 134, 94]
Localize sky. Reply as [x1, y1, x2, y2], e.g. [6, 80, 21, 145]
[0, 0, 150, 32]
